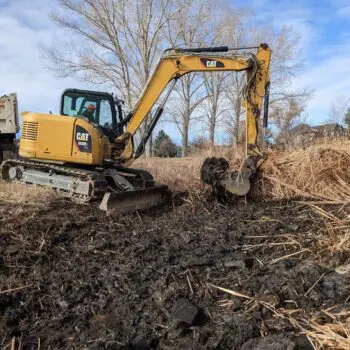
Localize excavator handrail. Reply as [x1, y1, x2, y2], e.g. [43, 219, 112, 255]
[163, 44, 263, 54]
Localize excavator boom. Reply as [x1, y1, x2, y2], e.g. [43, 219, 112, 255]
[117, 44, 271, 167]
[111, 44, 271, 201]
[106, 44, 271, 209]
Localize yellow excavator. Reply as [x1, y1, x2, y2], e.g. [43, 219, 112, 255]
[0, 43, 271, 212]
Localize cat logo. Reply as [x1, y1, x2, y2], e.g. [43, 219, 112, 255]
[200, 58, 224, 68]
[75, 126, 92, 152]
[76, 132, 90, 142]
[206, 60, 217, 68]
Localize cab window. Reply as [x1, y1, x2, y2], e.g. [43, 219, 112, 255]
[61, 91, 114, 130]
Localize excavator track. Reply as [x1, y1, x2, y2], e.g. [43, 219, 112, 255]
[0, 159, 108, 202]
[0, 159, 168, 212]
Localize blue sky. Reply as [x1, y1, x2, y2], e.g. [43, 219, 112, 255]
[239, 0, 350, 124]
[1, 0, 350, 142]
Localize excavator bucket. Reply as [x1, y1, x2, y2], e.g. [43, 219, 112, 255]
[200, 157, 256, 200]
[219, 170, 252, 196]
[99, 185, 169, 213]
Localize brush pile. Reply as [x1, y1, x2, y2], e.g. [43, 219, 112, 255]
[258, 144, 350, 202]
[136, 142, 350, 204]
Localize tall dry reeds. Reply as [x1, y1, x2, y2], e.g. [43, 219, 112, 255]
[259, 144, 350, 203]
[135, 142, 350, 261]
[136, 142, 350, 204]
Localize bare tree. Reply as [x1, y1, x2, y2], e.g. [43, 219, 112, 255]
[328, 95, 349, 124]
[222, 72, 246, 145]
[165, 0, 216, 156]
[220, 12, 252, 145]
[45, 0, 178, 104]
[43, 0, 179, 155]
[43, 0, 312, 155]
[198, 9, 244, 146]
[200, 72, 229, 144]
[221, 19, 312, 145]
[272, 98, 306, 134]
[271, 97, 310, 149]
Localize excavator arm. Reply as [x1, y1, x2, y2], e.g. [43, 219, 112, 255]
[118, 43, 271, 169]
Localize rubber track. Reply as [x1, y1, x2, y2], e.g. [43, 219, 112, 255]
[1, 159, 108, 201]
[0, 159, 156, 201]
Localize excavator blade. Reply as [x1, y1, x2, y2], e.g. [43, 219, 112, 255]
[99, 185, 169, 213]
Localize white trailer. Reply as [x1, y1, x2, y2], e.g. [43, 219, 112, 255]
[0, 93, 19, 162]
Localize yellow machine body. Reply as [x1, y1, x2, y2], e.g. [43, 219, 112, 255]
[2, 43, 272, 211]
[19, 112, 111, 165]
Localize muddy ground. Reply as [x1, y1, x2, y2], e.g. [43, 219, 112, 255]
[0, 191, 349, 349]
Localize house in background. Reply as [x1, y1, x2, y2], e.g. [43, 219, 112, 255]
[312, 123, 346, 139]
[277, 123, 346, 150]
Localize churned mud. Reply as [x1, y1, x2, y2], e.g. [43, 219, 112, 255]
[0, 189, 349, 349]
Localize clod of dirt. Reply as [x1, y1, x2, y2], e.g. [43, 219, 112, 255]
[130, 335, 157, 350]
[294, 336, 314, 350]
[181, 256, 213, 268]
[179, 231, 192, 244]
[335, 262, 350, 277]
[0, 255, 6, 272]
[200, 157, 229, 185]
[321, 272, 349, 300]
[171, 298, 199, 326]
[215, 313, 259, 349]
[241, 334, 298, 350]
[52, 234, 70, 244]
[58, 300, 68, 308]
[224, 259, 245, 269]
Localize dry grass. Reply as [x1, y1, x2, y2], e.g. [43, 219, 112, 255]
[136, 141, 350, 259]
[306, 308, 350, 350]
[134, 145, 244, 191]
[0, 180, 56, 206]
[305, 203, 350, 257]
[136, 142, 350, 204]
[259, 143, 350, 203]
[211, 283, 350, 350]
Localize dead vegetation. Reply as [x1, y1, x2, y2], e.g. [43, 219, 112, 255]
[259, 143, 350, 202]
[0, 181, 57, 206]
[134, 145, 244, 192]
[136, 141, 350, 203]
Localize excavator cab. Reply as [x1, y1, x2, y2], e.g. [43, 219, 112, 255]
[60, 89, 123, 141]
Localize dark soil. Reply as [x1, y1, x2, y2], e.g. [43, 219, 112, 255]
[0, 195, 349, 349]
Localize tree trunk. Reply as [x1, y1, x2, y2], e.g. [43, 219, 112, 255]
[181, 122, 189, 157]
[234, 102, 241, 145]
[146, 132, 153, 157]
[209, 122, 215, 145]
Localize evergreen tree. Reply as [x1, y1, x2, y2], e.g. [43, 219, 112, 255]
[153, 130, 178, 157]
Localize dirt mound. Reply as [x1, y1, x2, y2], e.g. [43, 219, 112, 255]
[1, 191, 349, 349]
[200, 157, 229, 185]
